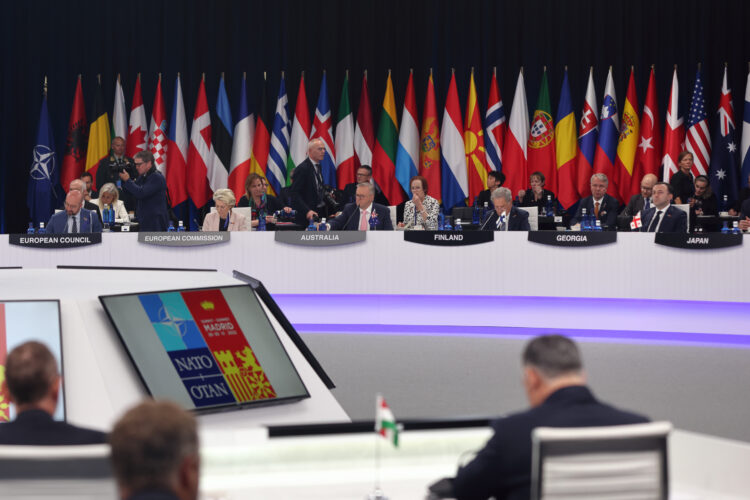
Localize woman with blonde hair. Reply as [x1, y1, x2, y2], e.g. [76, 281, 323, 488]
[201, 188, 248, 231]
[91, 182, 129, 222]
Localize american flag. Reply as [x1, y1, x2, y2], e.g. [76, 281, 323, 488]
[685, 69, 711, 176]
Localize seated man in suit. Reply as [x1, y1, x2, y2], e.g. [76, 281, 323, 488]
[326, 183, 393, 230]
[70, 178, 103, 223]
[110, 400, 199, 500]
[341, 165, 389, 207]
[438, 335, 648, 500]
[0, 341, 106, 445]
[479, 187, 529, 231]
[570, 173, 619, 230]
[623, 173, 657, 217]
[640, 182, 687, 233]
[46, 190, 103, 234]
[476, 171, 505, 208]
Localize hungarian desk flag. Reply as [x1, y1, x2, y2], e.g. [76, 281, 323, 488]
[375, 394, 399, 447]
[28, 85, 61, 226]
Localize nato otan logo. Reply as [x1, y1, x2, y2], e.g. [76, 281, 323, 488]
[30, 145, 55, 181]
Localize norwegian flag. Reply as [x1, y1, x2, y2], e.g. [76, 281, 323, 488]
[662, 67, 684, 181]
[126, 74, 148, 158]
[485, 67, 506, 172]
[685, 68, 711, 176]
[630, 213, 642, 230]
[149, 75, 168, 175]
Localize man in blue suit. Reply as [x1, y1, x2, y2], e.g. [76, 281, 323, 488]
[441, 335, 649, 500]
[46, 190, 103, 233]
[571, 173, 620, 230]
[327, 183, 393, 230]
[640, 182, 687, 233]
[120, 150, 169, 231]
[480, 187, 530, 231]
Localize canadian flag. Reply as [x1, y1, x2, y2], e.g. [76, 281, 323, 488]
[126, 74, 148, 159]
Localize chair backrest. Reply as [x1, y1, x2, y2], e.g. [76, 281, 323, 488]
[0, 444, 117, 499]
[388, 205, 397, 229]
[450, 207, 473, 224]
[524, 206, 539, 231]
[673, 204, 689, 232]
[531, 421, 672, 500]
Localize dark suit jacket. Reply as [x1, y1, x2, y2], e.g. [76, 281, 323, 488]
[519, 188, 557, 213]
[84, 200, 103, 224]
[623, 193, 650, 217]
[480, 206, 530, 231]
[571, 194, 619, 230]
[640, 205, 687, 233]
[96, 154, 137, 210]
[46, 208, 103, 233]
[0, 409, 107, 445]
[123, 167, 169, 231]
[328, 202, 393, 230]
[290, 158, 324, 224]
[452, 386, 649, 500]
[476, 189, 492, 208]
[741, 198, 750, 220]
[342, 181, 389, 206]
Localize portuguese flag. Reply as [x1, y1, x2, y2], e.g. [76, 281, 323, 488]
[85, 76, 111, 180]
[372, 71, 406, 205]
[526, 68, 556, 194]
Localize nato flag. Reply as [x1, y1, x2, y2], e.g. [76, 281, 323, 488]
[27, 95, 62, 227]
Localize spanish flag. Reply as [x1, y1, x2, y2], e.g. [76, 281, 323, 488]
[614, 68, 640, 204]
[85, 76, 111, 180]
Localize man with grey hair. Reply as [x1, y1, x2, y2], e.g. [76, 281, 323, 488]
[120, 150, 169, 231]
[69, 177, 103, 222]
[291, 138, 330, 225]
[571, 173, 619, 230]
[110, 400, 199, 500]
[438, 335, 648, 500]
[479, 187, 530, 231]
[327, 182, 392, 230]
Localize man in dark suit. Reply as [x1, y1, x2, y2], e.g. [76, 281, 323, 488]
[739, 198, 750, 232]
[640, 182, 687, 233]
[97, 136, 137, 211]
[46, 190, 103, 234]
[440, 335, 648, 500]
[623, 173, 657, 217]
[120, 150, 169, 231]
[0, 341, 106, 445]
[476, 170, 506, 208]
[327, 183, 393, 230]
[341, 165, 389, 206]
[571, 173, 620, 230]
[479, 187, 529, 231]
[110, 400, 199, 500]
[291, 138, 330, 225]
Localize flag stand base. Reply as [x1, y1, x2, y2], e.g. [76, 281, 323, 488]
[365, 488, 389, 500]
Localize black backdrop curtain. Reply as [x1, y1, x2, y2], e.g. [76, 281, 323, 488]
[2, 0, 749, 233]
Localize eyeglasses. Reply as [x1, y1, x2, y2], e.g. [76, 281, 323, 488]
[134, 161, 144, 166]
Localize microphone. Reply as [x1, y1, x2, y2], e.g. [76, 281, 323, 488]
[479, 211, 496, 230]
[340, 203, 359, 230]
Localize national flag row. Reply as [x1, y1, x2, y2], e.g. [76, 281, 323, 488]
[43, 67, 750, 221]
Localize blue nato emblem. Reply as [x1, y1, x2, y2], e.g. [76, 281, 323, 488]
[138, 293, 207, 351]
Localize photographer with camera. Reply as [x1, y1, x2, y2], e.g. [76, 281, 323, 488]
[96, 136, 137, 211]
[290, 138, 337, 226]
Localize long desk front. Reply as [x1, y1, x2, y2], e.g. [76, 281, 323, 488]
[2, 232, 747, 302]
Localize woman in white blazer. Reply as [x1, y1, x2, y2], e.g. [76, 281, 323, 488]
[202, 188, 248, 231]
[91, 182, 130, 222]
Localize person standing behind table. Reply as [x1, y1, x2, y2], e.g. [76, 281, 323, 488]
[670, 150, 695, 204]
[570, 173, 619, 230]
[120, 150, 169, 231]
[479, 187, 530, 231]
[640, 182, 687, 233]
[327, 183, 393, 230]
[237, 173, 291, 229]
[90, 182, 130, 223]
[399, 175, 440, 229]
[201, 188, 248, 231]
[46, 190, 103, 234]
[476, 171, 505, 208]
[291, 139, 330, 226]
[97, 136, 137, 211]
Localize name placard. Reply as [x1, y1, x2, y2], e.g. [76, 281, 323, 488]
[275, 231, 367, 246]
[528, 231, 617, 247]
[9, 233, 102, 248]
[654, 233, 743, 249]
[138, 232, 230, 247]
[403, 231, 494, 246]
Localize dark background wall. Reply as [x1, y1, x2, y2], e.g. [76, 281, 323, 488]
[2, 0, 749, 233]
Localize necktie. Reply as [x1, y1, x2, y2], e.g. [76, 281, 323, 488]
[647, 210, 663, 232]
[359, 209, 369, 230]
[314, 164, 324, 201]
[643, 198, 650, 211]
[70, 216, 78, 234]
[594, 201, 600, 218]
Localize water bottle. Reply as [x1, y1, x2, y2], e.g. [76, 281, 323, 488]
[27, 222, 35, 234]
[109, 205, 116, 224]
[732, 221, 741, 234]
[38, 222, 46, 234]
[369, 212, 379, 230]
[722, 195, 729, 214]
[258, 210, 267, 231]
[720, 221, 730, 234]
[545, 195, 555, 217]
[482, 202, 492, 222]
[444, 217, 453, 231]
[438, 211, 445, 230]
[318, 218, 327, 231]
[306, 219, 316, 231]
[594, 220, 602, 232]
[580, 208, 590, 231]
[103, 204, 111, 230]
[472, 200, 480, 224]
[167, 221, 175, 232]
[177, 221, 186, 232]
[455, 218, 463, 231]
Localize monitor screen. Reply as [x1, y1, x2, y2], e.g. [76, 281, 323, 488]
[0, 300, 65, 422]
[99, 285, 309, 413]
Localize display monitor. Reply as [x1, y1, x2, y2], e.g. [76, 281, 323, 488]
[99, 285, 309, 414]
[0, 300, 65, 422]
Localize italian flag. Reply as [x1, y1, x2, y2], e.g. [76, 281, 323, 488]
[375, 394, 399, 447]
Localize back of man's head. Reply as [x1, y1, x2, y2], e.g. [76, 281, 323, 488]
[522, 334, 583, 379]
[110, 400, 199, 500]
[4, 341, 58, 406]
